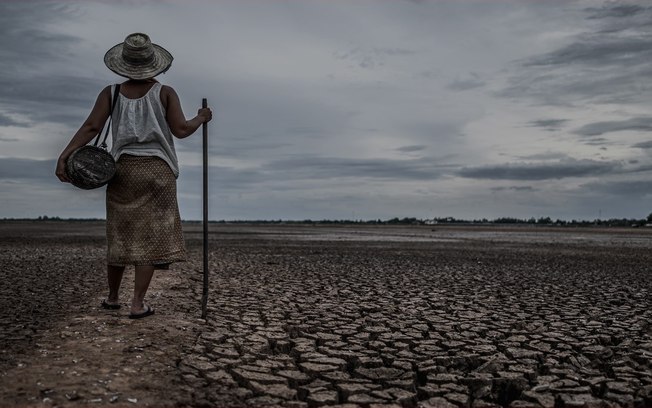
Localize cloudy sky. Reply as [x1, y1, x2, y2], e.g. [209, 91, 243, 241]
[1, 0, 651, 221]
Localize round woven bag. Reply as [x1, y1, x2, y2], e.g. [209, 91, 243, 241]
[66, 145, 116, 190]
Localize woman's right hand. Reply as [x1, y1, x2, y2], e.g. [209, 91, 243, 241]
[198, 107, 212, 123]
[56, 157, 71, 183]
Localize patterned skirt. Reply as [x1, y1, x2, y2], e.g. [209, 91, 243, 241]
[106, 155, 186, 268]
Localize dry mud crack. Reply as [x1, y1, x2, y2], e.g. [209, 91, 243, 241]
[1, 222, 651, 407]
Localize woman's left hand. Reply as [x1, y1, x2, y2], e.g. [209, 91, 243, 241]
[198, 107, 212, 123]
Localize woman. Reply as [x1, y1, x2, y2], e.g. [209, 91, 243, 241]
[55, 33, 212, 319]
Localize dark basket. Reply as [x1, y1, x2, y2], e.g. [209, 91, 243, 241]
[66, 145, 116, 190]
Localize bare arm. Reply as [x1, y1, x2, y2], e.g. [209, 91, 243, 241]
[55, 86, 112, 182]
[161, 85, 212, 139]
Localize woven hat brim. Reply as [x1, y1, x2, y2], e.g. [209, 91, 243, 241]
[104, 43, 173, 80]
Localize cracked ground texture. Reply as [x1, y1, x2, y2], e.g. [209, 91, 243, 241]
[1, 222, 651, 407]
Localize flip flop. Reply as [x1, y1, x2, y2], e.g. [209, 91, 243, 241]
[129, 305, 155, 319]
[101, 299, 121, 310]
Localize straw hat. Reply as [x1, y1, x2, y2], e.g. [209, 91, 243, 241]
[104, 33, 173, 80]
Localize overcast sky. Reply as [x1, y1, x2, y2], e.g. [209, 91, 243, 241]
[1, 0, 651, 221]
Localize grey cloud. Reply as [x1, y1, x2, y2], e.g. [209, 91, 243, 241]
[374, 47, 416, 56]
[334, 49, 382, 70]
[586, 4, 646, 20]
[0, 137, 19, 142]
[0, 157, 57, 180]
[334, 46, 416, 60]
[178, 163, 264, 192]
[0, 113, 29, 127]
[174, 73, 367, 159]
[525, 38, 652, 67]
[502, 2, 652, 106]
[574, 117, 652, 136]
[403, 121, 463, 145]
[255, 157, 451, 180]
[582, 137, 610, 146]
[633, 141, 652, 149]
[589, 5, 652, 34]
[624, 163, 652, 174]
[527, 119, 568, 131]
[0, 75, 105, 128]
[458, 159, 619, 180]
[418, 70, 440, 79]
[446, 73, 485, 91]
[265, 156, 450, 181]
[447, 79, 485, 91]
[502, 64, 652, 106]
[0, 4, 83, 73]
[179, 137, 292, 158]
[582, 179, 652, 197]
[515, 151, 571, 161]
[333, 46, 416, 70]
[177, 72, 465, 165]
[0, 3, 102, 127]
[285, 126, 328, 136]
[0, 75, 104, 110]
[396, 145, 427, 153]
[178, 155, 453, 193]
[491, 186, 536, 192]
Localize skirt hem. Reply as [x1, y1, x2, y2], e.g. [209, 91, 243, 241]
[107, 253, 187, 268]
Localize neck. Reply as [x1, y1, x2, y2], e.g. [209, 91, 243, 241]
[127, 78, 157, 84]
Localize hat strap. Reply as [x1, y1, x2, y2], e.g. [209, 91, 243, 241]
[93, 84, 121, 149]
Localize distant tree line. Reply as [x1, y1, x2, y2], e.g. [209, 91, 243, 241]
[1, 216, 104, 222]
[436, 213, 652, 227]
[190, 213, 652, 227]
[3, 213, 652, 227]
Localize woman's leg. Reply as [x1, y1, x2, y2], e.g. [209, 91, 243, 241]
[131, 265, 155, 313]
[107, 264, 125, 303]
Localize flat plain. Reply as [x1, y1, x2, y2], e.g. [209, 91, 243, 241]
[0, 221, 651, 407]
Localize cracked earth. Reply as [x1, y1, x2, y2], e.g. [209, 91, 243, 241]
[1, 222, 651, 407]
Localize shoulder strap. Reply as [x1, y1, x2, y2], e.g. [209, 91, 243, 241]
[93, 84, 121, 148]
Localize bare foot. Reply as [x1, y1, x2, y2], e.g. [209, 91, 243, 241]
[129, 304, 155, 319]
[101, 299, 121, 310]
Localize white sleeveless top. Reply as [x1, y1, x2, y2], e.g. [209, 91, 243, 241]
[110, 82, 180, 177]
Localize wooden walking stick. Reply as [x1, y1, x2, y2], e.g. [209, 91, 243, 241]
[201, 98, 209, 319]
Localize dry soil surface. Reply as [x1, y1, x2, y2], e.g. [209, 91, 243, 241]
[1, 222, 651, 408]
